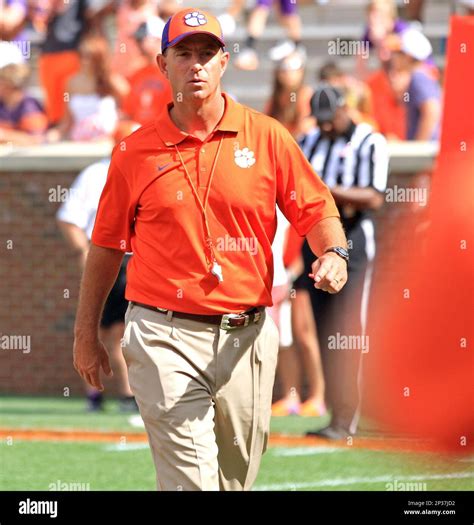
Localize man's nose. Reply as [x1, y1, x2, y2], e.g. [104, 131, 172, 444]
[189, 53, 205, 69]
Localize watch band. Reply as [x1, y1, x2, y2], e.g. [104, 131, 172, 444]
[324, 246, 349, 263]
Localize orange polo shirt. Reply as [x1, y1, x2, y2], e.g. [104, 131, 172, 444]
[91, 93, 339, 314]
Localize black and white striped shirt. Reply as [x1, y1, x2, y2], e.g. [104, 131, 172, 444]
[299, 122, 389, 223]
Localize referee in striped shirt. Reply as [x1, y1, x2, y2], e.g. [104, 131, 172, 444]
[299, 84, 389, 439]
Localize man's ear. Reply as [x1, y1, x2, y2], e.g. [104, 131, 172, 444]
[220, 51, 230, 78]
[156, 53, 168, 78]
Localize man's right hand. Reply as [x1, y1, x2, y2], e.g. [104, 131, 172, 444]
[73, 336, 113, 391]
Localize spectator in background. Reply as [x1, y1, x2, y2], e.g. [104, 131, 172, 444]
[319, 62, 376, 129]
[157, 0, 181, 19]
[366, 61, 407, 140]
[111, 0, 160, 80]
[217, 0, 245, 36]
[271, 219, 327, 417]
[37, 0, 107, 126]
[269, 210, 300, 416]
[402, 0, 425, 22]
[0, 0, 28, 40]
[56, 120, 141, 413]
[301, 85, 389, 439]
[356, 0, 409, 80]
[121, 17, 172, 125]
[265, 52, 314, 138]
[0, 42, 48, 145]
[234, 0, 305, 71]
[388, 28, 441, 141]
[48, 35, 121, 141]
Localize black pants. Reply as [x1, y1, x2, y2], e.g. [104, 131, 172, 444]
[100, 254, 131, 328]
[300, 219, 373, 432]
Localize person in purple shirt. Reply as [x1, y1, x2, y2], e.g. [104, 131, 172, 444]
[0, 0, 28, 40]
[389, 28, 441, 141]
[0, 42, 48, 145]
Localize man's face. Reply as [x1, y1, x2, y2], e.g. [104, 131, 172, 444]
[157, 34, 229, 101]
[318, 107, 350, 139]
[390, 50, 412, 72]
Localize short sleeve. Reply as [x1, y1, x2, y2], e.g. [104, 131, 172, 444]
[56, 165, 97, 232]
[410, 72, 441, 107]
[274, 125, 340, 237]
[91, 150, 135, 252]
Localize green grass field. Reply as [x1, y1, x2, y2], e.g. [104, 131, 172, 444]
[1, 396, 473, 491]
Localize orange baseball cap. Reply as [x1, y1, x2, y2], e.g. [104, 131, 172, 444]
[161, 8, 225, 53]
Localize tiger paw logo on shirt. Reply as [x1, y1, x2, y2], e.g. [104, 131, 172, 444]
[184, 12, 207, 26]
[234, 147, 256, 168]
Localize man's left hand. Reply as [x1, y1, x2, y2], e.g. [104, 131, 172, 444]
[309, 253, 348, 294]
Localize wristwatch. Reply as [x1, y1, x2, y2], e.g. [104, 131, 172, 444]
[324, 246, 349, 263]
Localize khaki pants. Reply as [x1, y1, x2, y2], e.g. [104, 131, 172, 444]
[122, 303, 279, 491]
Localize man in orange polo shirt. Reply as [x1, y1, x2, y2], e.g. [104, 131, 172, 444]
[73, 8, 349, 491]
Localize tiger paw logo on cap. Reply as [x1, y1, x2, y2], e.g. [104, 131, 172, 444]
[184, 11, 207, 27]
[161, 8, 225, 54]
[234, 148, 256, 168]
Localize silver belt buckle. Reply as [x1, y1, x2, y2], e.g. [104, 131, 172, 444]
[220, 313, 249, 330]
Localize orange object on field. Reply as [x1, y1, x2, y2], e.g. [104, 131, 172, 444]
[363, 16, 474, 453]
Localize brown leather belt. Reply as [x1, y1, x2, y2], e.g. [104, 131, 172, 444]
[131, 301, 264, 330]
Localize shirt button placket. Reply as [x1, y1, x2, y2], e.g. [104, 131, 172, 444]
[199, 146, 208, 188]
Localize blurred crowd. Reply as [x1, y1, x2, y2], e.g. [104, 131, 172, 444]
[0, 0, 178, 145]
[1, 0, 472, 435]
[3, 0, 470, 145]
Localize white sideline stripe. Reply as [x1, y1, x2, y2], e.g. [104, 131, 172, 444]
[271, 446, 349, 457]
[104, 443, 150, 451]
[106, 444, 345, 455]
[253, 472, 474, 491]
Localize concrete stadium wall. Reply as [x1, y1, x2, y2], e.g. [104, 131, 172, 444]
[0, 141, 437, 396]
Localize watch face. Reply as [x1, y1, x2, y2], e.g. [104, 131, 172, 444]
[336, 247, 349, 258]
[326, 247, 349, 261]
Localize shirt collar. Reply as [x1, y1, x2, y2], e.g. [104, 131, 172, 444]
[155, 92, 244, 146]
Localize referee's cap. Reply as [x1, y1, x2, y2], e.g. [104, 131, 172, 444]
[310, 84, 346, 122]
[161, 8, 225, 54]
